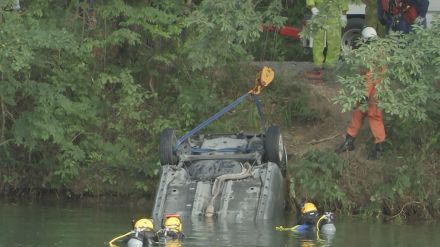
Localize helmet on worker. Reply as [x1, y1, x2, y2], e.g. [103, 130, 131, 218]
[301, 202, 318, 214]
[361, 26, 378, 41]
[164, 215, 182, 232]
[300, 202, 320, 225]
[134, 218, 154, 230]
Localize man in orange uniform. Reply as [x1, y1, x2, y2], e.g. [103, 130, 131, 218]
[336, 27, 385, 160]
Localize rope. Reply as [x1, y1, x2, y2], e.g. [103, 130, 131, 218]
[315, 215, 326, 235]
[275, 214, 328, 234]
[205, 162, 252, 217]
[108, 231, 133, 246]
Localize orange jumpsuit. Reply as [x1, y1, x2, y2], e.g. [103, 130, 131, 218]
[346, 69, 386, 144]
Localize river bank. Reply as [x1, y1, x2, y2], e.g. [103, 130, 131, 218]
[1, 61, 438, 221]
[260, 61, 439, 221]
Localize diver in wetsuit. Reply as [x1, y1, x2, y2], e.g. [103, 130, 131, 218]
[276, 202, 336, 234]
[296, 202, 321, 232]
[157, 214, 185, 241]
[126, 219, 158, 247]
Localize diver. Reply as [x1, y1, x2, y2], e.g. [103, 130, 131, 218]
[157, 214, 185, 241]
[127, 219, 159, 247]
[108, 218, 158, 247]
[276, 202, 336, 235]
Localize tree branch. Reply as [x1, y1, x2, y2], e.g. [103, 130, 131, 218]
[388, 201, 423, 219]
[306, 132, 342, 145]
[0, 139, 13, 146]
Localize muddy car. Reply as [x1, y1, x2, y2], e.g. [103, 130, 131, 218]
[151, 67, 286, 222]
[152, 126, 287, 222]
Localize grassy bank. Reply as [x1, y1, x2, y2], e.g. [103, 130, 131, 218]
[2, 60, 438, 221]
[266, 68, 439, 221]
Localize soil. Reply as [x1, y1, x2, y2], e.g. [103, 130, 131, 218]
[252, 61, 394, 211]
[255, 61, 373, 160]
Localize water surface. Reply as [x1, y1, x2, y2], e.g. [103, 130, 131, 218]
[1, 200, 438, 247]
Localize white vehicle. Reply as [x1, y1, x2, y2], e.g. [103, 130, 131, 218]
[342, 2, 440, 50]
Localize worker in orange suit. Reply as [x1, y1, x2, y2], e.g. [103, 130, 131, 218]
[335, 27, 385, 160]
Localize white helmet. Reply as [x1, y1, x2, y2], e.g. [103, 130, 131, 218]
[361, 27, 377, 40]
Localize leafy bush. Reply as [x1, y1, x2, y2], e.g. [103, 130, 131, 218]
[334, 20, 440, 121]
[331, 18, 440, 218]
[272, 84, 320, 125]
[289, 149, 350, 211]
[0, 0, 288, 197]
[184, 0, 286, 70]
[0, 1, 185, 196]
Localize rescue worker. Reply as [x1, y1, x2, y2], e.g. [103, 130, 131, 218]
[127, 218, 158, 247]
[363, 0, 386, 36]
[275, 202, 336, 234]
[297, 202, 321, 231]
[304, 0, 349, 80]
[157, 214, 185, 241]
[377, 0, 429, 33]
[335, 27, 386, 160]
[108, 218, 158, 247]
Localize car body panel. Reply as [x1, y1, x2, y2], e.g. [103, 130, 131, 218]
[152, 133, 286, 222]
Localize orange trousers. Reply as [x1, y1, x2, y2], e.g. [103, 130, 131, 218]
[346, 103, 386, 143]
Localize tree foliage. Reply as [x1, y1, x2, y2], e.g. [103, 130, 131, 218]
[0, 0, 286, 196]
[184, 0, 286, 70]
[334, 20, 440, 121]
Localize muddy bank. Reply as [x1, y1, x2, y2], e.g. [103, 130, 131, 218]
[254, 61, 439, 220]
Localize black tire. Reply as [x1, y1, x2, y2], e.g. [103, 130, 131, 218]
[264, 126, 285, 167]
[159, 128, 178, 166]
[341, 18, 365, 52]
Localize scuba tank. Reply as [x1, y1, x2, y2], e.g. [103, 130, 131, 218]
[126, 228, 157, 247]
[127, 238, 143, 247]
[319, 212, 336, 235]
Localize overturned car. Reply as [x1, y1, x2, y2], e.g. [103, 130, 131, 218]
[152, 67, 287, 222]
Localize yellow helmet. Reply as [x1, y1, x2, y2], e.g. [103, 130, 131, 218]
[165, 240, 182, 247]
[301, 202, 318, 214]
[164, 214, 182, 232]
[134, 218, 154, 230]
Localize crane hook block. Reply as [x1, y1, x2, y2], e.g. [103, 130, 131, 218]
[250, 66, 274, 95]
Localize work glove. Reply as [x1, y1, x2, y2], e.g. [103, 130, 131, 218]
[414, 16, 425, 26]
[311, 7, 319, 16]
[340, 15, 347, 26]
[359, 95, 369, 105]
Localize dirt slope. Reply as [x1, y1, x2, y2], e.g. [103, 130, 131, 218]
[257, 61, 374, 161]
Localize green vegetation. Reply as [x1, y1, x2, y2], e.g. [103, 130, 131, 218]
[289, 149, 349, 210]
[286, 15, 440, 221]
[0, 0, 286, 197]
[268, 83, 320, 125]
[334, 22, 440, 121]
[290, 148, 438, 220]
[0, 0, 438, 220]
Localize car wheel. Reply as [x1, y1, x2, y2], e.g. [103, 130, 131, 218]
[159, 128, 178, 166]
[264, 126, 286, 167]
[341, 18, 365, 52]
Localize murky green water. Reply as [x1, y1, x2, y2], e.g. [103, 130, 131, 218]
[1, 200, 438, 247]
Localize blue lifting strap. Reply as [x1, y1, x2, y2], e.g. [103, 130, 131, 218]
[174, 66, 274, 149]
[175, 93, 249, 148]
[252, 94, 265, 127]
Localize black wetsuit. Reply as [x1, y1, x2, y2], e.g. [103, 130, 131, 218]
[158, 229, 184, 241]
[300, 210, 320, 226]
[125, 230, 158, 246]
